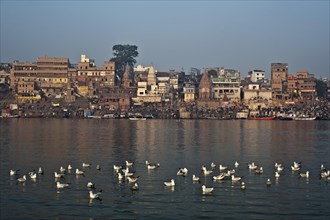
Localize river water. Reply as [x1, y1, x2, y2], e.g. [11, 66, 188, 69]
[0, 119, 329, 219]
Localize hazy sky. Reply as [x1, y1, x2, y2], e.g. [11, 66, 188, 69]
[1, 0, 329, 78]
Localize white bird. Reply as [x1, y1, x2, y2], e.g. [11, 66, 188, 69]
[147, 163, 160, 170]
[10, 169, 19, 176]
[127, 176, 139, 183]
[113, 165, 122, 172]
[164, 179, 175, 187]
[213, 174, 226, 181]
[89, 190, 101, 199]
[125, 160, 134, 167]
[240, 182, 246, 190]
[320, 164, 326, 171]
[68, 164, 72, 170]
[56, 182, 69, 189]
[96, 165, 101, 170]
[202, 185, 214, 194]
[17, 175, 27, 183]
[299, 171, 309, 179]
[83, 163, 91, 168]
[293, 161, 301, 168]
[117, 172, 124, 180]
[320, 170, 330, 178]
[177, 168, 188, 176]
[275, 171, 280, 178]
[145, 161, 150, 165]
[291, 166, 300, 172]
[54, 172, 65, 178]
[76, 169, 84, 175]
[87, 182, 95, 188]
[276, 165, 284, 172]
[266, 178, 272, 186]
[192, 174, 200, 182]
[29, 172, 37, 180]
[211, 162, 216, 169]
[275, 163, 283, 168]
[38, 167, 44, 175]
[248, 162, 258, 170]
[60, 166, 66, 173]
[231, 175, 242, 182]
[132, 183, 139, 191]
[255, 167, 263, 174]
[202, 166, 213, 176]
[235, 161, 239, 168]
[124, 168, 134, 177]
[219, 164, 228, 171]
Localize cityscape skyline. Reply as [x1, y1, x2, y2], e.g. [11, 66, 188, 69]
[1, 1, 329, 78]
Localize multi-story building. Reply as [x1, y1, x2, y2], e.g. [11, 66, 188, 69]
[211, 68, 241, 101]
[243, 83, 273, 110]
[182, 82, 196, 103]
[248, 70, 266, 83]
[271, 63, 288, 100]
[296, 71, 316, 100]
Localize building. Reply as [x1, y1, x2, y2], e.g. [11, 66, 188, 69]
[211, 68, 241, 101]
[271, 63, 288, 100]
[147, 65, 157, 86]
[243, 83, 273, 110]
[198, 70, 211, 99]
[182, 82, 196, 103]
[122, 63, 133, 89]
[248, 70, 266, 83]
[77, 54, 115, 97]
[296, 71, 316, 101]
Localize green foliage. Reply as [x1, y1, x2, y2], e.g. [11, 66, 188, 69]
[315, 79, 327, 98]
[110, 44, 138, 79]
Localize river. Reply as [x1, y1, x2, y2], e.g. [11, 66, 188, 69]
[0, 119, 329, 219]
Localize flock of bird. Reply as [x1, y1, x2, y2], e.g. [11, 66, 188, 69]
[9, 160, 330, 200]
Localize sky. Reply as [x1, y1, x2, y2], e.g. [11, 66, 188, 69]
[0, 0, 329, 78]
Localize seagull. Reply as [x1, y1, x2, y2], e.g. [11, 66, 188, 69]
[293, 161, 301, 168]
[127, 176, 139, 183]
[10, 169, 19, 176]
[211, 162, 217, 169]
[202, 185, 214, 194]
[89, 190, 102, 199]
[124, 168, 134, 177]
[131, 183, 139, 191]
[231, 175, 242, 182]
[266, 178, 272, 186]
[248, 162, 258, 170]
[164, 179, 175, 187]
[320, 170, 330, 178]
[275, 163, 283, 168]
[255, 167, 263, 174]
[177, 168, 188, 177]
[29, 172, 37, 180]
[125, 161, 134, 167]
[54, 172, 65, 178]
[83, 163, 91, 168]
[299, 171, 309, 179]
[235, 161, 239, 168]
[291, 166, 301, 172]
[219, 164, 228, 171]
[275, 171, 280, 179]
[60, 166, 66, 173]
[76, 169, 84, 175]
[213, 174, 226, 181]
[117, 172, 124, 181]
[240, 182, 246, 190]
[192, 174, 200, 182]
[68, 164, 73, 170]
[320, 164, 326, 171]
[147, 163, 160, 170]
[38, 167, 44, 175]
[17, 175, 27, 183]
[56, 182, 70, 189]
[87, 182, 95, 188]
[201, 166, 213, 176]
[113, 165, 122, 173]
[276, 165, 284, 172]
[96, 165, 101, 170]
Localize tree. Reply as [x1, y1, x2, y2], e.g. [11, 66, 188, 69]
[110, 44, 138, 81]
[315, 79, 327, 99]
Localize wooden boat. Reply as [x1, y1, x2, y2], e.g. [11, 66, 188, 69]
[129, 116, 146, 121]
[293, 116, 316, 121]
[248, 116, 276, 120]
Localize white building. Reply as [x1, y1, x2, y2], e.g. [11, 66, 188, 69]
[249, 70, 265, 83]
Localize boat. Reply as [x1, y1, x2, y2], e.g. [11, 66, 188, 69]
[293, 116, 316, 121]
[248, 116, 276, 120]
[129, 116, 146, 120]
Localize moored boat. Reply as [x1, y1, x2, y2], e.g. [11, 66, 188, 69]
[248, 116, 276, 120]
[293, 116, 316, 121]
